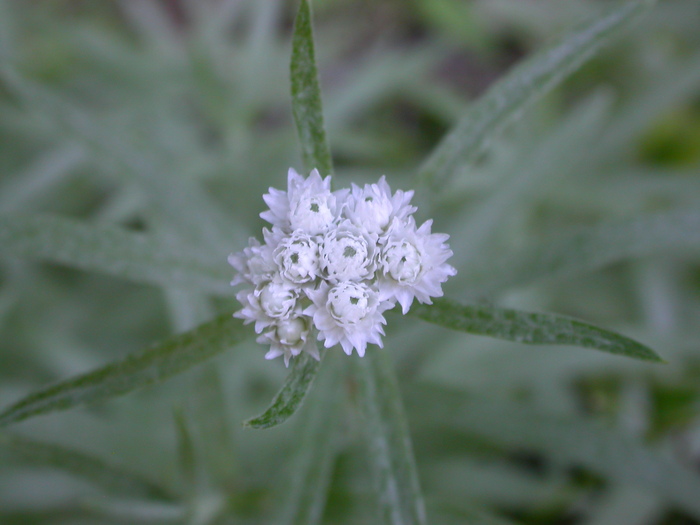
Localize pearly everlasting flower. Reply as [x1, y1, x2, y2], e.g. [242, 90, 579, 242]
[257, 315, 319, 367]
[234, 279, 299, 334]
[345, 176, 416, 234]
[379, 217, 457, 314]
[228, 237, 276, 286]
[274, 231, 320, 285]
[229, 168, 455, 366]
[260, 167, 347, 234]
[320, 221, 377, 283]
[378, 217, 457, 314]
[305, 282, 391, 357]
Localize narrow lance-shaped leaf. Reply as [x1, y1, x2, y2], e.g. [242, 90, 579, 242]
[410, 298, 662, 362]
[290, 0, 333, 176]
[247, 0, 335, 430]
[0, 432, 172, 500]
[354, 350, 427, 525]
[417, 0, 655, 188]
[287, 7, 428, 521]
[0, 314, 250, 428]
[278, 353, 344, 525]
[462, 209, 700, 295]
[0, 214, 231, 295]
[244, 349, 324, 429]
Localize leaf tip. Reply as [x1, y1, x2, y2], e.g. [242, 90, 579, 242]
[636, 346, 665, 364]
[241, 416, 267, 430]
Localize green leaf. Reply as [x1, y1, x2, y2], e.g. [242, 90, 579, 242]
[462, 209, 700, 295]
[278, 353, 343, 525]
[0, 68, 241, 251]
[414, 389, 700, 519]
[0, 214, 231, 295]
[410, 298, 662, 362]
[244, 349, 324, 429]
[0, 314, 250, 428]
[354, 350, 427, 525]
[417, 0, 655, 188]
[0, 432, 171, 500]
[290, 0, 333, 175]
[245, 0, 335, 432]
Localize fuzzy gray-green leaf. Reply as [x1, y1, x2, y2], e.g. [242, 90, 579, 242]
[0, 314, 249, 428]
[417, 0, 655, 188]
[355, 350, 427, 525]
[243, 0, 334, 433]
[410, 298, 662, 362]
[244, 350, 323, 429]
[290, 0, 333, 175]
[0, 214, 231, 295]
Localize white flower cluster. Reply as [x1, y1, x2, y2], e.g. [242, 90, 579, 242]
[229, 168, 456, 366]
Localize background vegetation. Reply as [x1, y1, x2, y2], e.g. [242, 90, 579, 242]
[1, 0, 700, 524]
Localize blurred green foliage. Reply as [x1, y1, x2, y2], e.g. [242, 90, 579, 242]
[1, 0, 700, 524]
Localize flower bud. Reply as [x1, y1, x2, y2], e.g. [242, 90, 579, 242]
[273, 232, 319, 284]
[320, 222, 376, 283]
[276, 316, 308, 345]
[383, 240, 422, 284]
[289, 194, 335, 234]
[259, 281, 297, 319]
[327, 282, 375, 326]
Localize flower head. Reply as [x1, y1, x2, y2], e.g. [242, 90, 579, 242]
[305, 282, 391, 357]
[260, 168, 347, 234]
[378, 217, 457, 314]
[320, 221, 377, 283]
[273, 231, 320, 285]
[257, 315, 319, 367]
[230, 168, 455, 365]
[345, 176, 416, 234]
[234, 279, 299, 334]
[228, 237, 276, 286]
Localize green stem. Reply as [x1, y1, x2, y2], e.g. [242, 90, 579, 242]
[354, 350, 427, 525]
